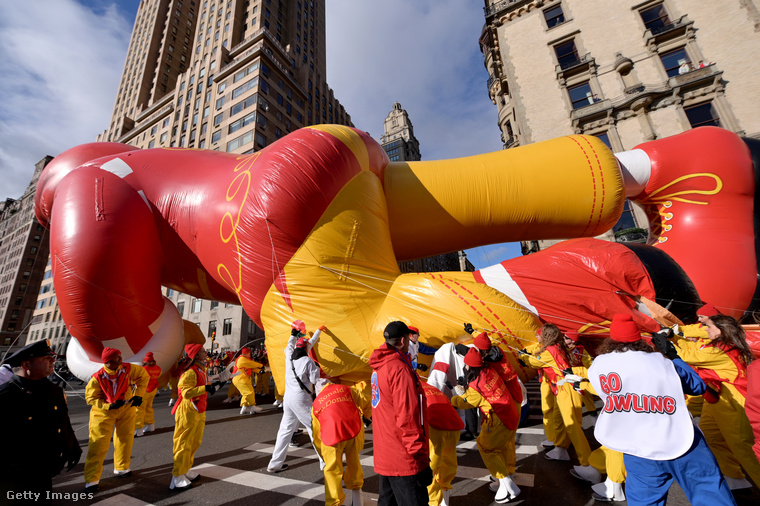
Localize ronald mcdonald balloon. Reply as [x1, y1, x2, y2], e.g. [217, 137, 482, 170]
[34, 125, 760, 387]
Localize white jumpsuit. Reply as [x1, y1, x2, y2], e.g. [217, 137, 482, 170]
[267, 329, 324, 471]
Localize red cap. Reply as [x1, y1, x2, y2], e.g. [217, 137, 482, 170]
[408, 326, 419, 334]
[292, 320, 307, 333]
[184, 344, 204, 359]
[565, 331, 580, 342]
[697, 303, 721, 317]
[473, 332, 491, 350]
[295, 337, 309, 349]
[143, 352, 154, 362]
[464, 347, 483, 368]
[101, 347, 121, 363]
[610, 314, 641, 343]
[241, 347, 251, 356]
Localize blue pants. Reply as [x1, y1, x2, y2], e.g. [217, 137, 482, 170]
[623, 428, 736, 506]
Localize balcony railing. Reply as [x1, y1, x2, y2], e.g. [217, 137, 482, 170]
[487, 74, 497, 90]
[557, 53, 593, 74]
[650, 15, 688, 36]
[484, 0, 529, 18]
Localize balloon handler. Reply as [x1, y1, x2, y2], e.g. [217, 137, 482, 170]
[170, 344, 219, 491]
[311, 379, 372, 506]
[83, 347, 149, 492]
[232, 346, 264, 414]
[135, 351, 161, 436]
[36, 126, 760, 389]
[423, 381, 464, 506]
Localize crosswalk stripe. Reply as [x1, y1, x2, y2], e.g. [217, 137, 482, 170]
[92, 494, 153, 506]
[193, 462, 326, 499]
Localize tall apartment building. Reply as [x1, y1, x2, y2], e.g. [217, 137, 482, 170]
[481, 0, 760, 252]
[380, 103, 475, 273]
[0, 157, 52, 352]
[91, 0, 352, 353]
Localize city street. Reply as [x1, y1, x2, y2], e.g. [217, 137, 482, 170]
[46, 379, 760, 506]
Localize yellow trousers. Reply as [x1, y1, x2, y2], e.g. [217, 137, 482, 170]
[553, 384, 591, 466]
[84, 406, 137, 483]
[226, 382, 240, 399]
[477, 416, 516, 479]
[701, 396, 760, 485]
[135, 389, 158, 429]
[312, 416, 364, 506]
[541, 379, 561, 443]
[582, 391, 597, 413]
[686, 394, 704, 418]
[232, 374, 257, 407]
[588, 446, 626, 483]
[172, 407, 206, 477]
[428, 427, 460, 506]
[256, 371, 271, 395]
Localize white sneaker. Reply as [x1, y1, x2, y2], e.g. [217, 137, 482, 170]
[134, 427, 144, 437]
[240, 406, 250, 415]
[113, 468, 132, 477]
[489, 477, 499, 492]
[169, 474, 192, 491]
[345, 489, 364, 506]
[250, 405, 263, 413]
[168, 398, 175, 407]
[541, 440, 555, 448]
[570, 465, 602, 484]
[724, 476, 752, 490]
[143, 423, 155, 433]
[545, 446, 571, 461]
[185, 470, 200, 482]
[591, 477, 626, 502]
[495, 475, 520, 503]
[273, 399, 282, 407]
[440, 489, 450, 506]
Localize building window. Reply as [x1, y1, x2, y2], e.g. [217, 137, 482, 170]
[192, 298, 202, 313]
[210, 301, 219, 309]
[212, 130, 222, 143]
[568, 82, 594, 110]
[640, 3, 670, 33]
[223, 318, 233, 335]
[208, 320, 217, 337]
[595, 132, 612, 149]
[660, 48, 691, 77]
[229, 112, 255, 134]
[177, 301, 185, 317]
[544, 5, 565, 28]
[555, 40, 580, 70]
[685, 102, 721, 128]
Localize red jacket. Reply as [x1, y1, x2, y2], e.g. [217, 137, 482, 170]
[368, 343, 429, 476]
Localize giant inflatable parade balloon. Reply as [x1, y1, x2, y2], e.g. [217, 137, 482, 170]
[33, 125, 760, 388]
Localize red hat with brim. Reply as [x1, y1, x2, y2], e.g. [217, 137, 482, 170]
[464, 347, 483, 368]
[185, 344, 204, 360]
[610, 314, 641, 343]
[102, 347, 121, 363]
[565, 331, 580, 342]
[473, 332, 491, 351]
[408, 326, 419, 334]
[697, 303, 721, 317]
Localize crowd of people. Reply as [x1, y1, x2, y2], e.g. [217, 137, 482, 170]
[1, 305, 759, 505]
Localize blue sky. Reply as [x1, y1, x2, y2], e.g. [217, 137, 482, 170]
[0, 0, 521, 269]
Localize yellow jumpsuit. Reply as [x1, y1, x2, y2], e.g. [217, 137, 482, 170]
[674, 337, 760, 485]
[232, 356, 263, 408]
[256, 369, 272, 395]
[311, 383, 371, 506]
[679, 327, 711, 417]
[526, 343, 558, 444]
[589, 446, 626, 483]
[523, 349, 593, 466]
[135, 365, 161, 429]
[84, 364, 149, 484]
[172, 367, 208, 477]
[452, 388, 516, 479]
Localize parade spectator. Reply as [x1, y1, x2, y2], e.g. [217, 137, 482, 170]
[232, 346, 264, 415]
[588, 313, 734, 504]
[452, 348, 521, 503]
[83, 348, 149, 492]
[170, 344, 216, 491]
[0, 341, 81, 503]
[369, 321, 431, 506]
[673, 314, 760, 489]
[312, 379, 372, 506]
[267, 320, 325, 472]
[135, 351, 161, 436]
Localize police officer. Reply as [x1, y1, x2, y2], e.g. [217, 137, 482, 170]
[0, 340, 81, 504]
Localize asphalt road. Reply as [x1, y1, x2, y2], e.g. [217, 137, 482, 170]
[42, 379, 760, 506]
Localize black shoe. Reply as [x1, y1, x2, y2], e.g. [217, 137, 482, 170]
[84, 484, 99, 493]
[114, 470, 132, 478]
[460, 432, 476, 441]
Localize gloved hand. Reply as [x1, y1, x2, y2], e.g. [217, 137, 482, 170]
[464, 323, 474, 335]
[453, 385, 466, 397]
[455, 344, 470, 356]
[66, 448, 82, 472]
[652, 330, 678, 360]
[484, 346, 503, 363]
[456, 375, 467, 387]
[417, 466, 434, 487]
[109, 399, 126, 410]
[557, 374, 584, 387]
[130, 396, 143, 407]
[205, 384, 217, 395]
[318, 325, 327, 331]
[416, 363, 428, 372]
[517, 348, 529, 356]
[563, 368, 573, 376]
